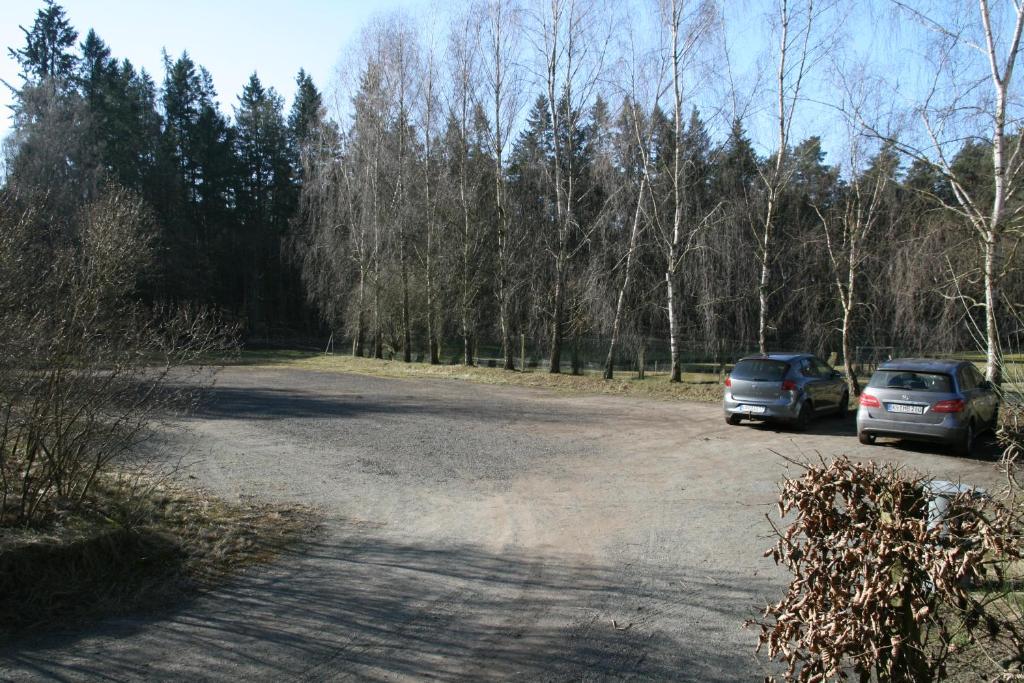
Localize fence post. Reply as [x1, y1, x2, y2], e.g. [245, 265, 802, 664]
[520, 333, 526, 372]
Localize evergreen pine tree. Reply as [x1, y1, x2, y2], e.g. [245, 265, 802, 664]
[8, 0, 78, 84]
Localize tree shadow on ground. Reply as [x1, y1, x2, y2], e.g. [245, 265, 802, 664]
[2, 529, 777, 681]
[186, 384, 604, 429]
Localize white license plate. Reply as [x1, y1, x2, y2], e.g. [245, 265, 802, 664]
[740, 405, 766, 414]
[887, 403, 925, 415]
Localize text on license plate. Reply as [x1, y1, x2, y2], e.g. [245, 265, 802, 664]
[887, 403, 925, 415]
[740, 405, 766, 414]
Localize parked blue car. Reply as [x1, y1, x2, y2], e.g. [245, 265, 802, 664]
[856, 358, 999, 456]
[724, 353, 848, 430]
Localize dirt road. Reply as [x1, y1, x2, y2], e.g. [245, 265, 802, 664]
[1, 367, 1004, 681]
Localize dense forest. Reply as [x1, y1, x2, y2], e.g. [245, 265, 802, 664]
[4, 0, 1023, 388]
[3, 0, 322, 340]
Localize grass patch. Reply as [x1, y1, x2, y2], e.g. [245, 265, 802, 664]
[0, 477, 319, 640]
[225, 350, 728, 403]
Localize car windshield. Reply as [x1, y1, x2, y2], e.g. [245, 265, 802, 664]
[731, 359, 788, 382]
[869, 370, 953, 393]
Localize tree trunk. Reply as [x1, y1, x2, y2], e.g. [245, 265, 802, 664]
[840, 304, 860, 397]
[978, 0, 1018, 385]
[489, 3, 516, 373]
[400, 235, 411, 363]
[497, 201, 514, 370]
[373, 270, 383, 359]
[425, 172, 439, 365]
[462, 315, 473, 366]
[983, 232, 1002, 385]
[545, 8, 566, 376]
[666, 264, 682, 383]
[499, 290, 514, 370]
[757, 212, 773, 355]
[424, 66, 439, 366]
[353, 269, 366, 357]
[426, 273, 439, 364]
[550, 265, 564, 374]
[605, 177, 646, 380]
[841, 240, 861, 397]
[461, 218, 473, 367]
[667, 0, 684, 385]
[458, 98, 475, 368]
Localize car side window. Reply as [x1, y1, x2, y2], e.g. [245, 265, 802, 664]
[968, 365, 987, 389]
[958, 367, 977, 391]
[813, 359, 834, 378]
[799, 359, 816, 377]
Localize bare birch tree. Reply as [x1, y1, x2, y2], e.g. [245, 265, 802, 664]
[602, 22, 659, 380]
[528, 0, 610, 373]
[754, 0, 823, 353]
[380, 16, 421, 363]
[603, 171, 648, 379]
[814, 130, 896, 397]
[879, 0, 1024, 385]
[652, 0, 720, 381]
[479, 0, 527, 370]
[447, 9, 487, 366]
[418, 38, 443, 364]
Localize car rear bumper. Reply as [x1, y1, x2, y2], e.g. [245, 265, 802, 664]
[723, 395, 800, 421]
[856, 410, 966, 443]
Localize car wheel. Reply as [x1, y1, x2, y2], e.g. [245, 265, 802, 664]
[794, 402, 812, 431]
[953, 421, 975, 457]
[726, 414, 742, 426]
[858, 431, 875, 445]
[836, 393, 849, 419]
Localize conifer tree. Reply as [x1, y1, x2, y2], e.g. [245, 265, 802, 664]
[8, 0, 78, 84]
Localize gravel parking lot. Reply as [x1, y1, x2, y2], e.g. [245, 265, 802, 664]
[0, 367, 1005, 681]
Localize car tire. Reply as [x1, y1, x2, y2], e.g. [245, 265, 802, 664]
[953, 421, 975, 458]
[794, 402, 812, 431]
[858, 431, 875, 445]
[726, 414, 742, 426]
[836, 393, 849, 419]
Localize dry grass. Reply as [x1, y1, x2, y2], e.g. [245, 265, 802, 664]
[228, 350, 727, 403]
[0, 477, 319, 639]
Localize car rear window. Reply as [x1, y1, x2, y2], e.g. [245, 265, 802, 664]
[731, 359, 788, 382]
[869, 370, 953, 393]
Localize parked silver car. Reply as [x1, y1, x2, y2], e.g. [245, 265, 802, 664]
[723, 353, 849, 430]
[856, 358, 999, 456]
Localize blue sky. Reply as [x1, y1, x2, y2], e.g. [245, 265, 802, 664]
[0, 1, 998, 168]
[0, 1, 814, 138]
[1, 0, 432, 139]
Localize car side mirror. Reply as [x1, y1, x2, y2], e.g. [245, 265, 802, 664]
[832, 371, 843, 379]
[978, 380, 993, 391]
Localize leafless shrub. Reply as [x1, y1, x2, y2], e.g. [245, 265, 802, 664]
[0, 185, 234, 528]
[753, 456, 1021, 682]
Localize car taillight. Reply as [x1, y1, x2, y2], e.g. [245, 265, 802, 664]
[859, 393, 881, 408]
[932, 399, 965, 413]
[724, 375, 732, 387]
[781, 379, 797, 391]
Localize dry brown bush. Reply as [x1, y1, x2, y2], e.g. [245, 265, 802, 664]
[753, 456, 1022, 682]
[0, 185, 234, 527]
